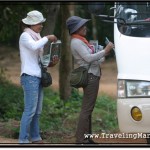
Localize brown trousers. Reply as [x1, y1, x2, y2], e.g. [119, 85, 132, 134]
[76, 73, 100, 143]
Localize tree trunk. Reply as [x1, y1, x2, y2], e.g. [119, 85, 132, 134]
[42, 3, 60, 35]
[91, 14, 97, 40]
[59, 4, 72, 101]
[42, 3, 60, 54]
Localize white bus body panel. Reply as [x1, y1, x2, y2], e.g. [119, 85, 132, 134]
[114, 21, 150, 132]
[114, 24, 150, 81]
[117, 98, 150, 133]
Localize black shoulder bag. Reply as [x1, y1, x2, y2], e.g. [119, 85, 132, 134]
[40, 59, 52, 87]
[28, 31, 52, 87]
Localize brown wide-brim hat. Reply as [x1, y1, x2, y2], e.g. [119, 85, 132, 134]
[66, 16, 90, 34]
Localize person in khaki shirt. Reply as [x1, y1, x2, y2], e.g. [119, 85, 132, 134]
[66, 16, 114, 144]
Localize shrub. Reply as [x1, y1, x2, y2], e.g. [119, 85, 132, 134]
[0, 79, 24, 121]
[0, 73, 118, 142]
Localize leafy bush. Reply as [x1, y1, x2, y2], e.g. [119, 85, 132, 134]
[0, 77, 24, 121]
[40, 88, 82, 132]
[0, 2, 43, 46]
[92, 95, 118, 133]
[0, 74, 118, 142]
[41, 88, 119, 139]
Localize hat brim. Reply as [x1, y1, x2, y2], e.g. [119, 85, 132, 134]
[70, 19, 90, 34]
[22, 18, 46, 25]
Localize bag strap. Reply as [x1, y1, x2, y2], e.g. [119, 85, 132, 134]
[39, 57, 45, 69]
[87, 63, 91, 70]
[81, 63, 91, 70]
[39, 59, 42, 69]
[26, 31, 45, 69]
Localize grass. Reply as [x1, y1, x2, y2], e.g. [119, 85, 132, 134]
[0, 70, 119, 143]
[40, 88, 119, 143]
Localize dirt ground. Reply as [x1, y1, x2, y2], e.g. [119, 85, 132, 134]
[0, 46, 148, 145]
[0, 46, 117, 97]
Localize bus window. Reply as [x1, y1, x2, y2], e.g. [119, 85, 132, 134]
[116, 2, 150, 37]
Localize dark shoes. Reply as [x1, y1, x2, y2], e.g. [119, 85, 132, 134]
[88, 139, 98, 144]
[32, 140, 44, 144]
[77, 139, 98, 144]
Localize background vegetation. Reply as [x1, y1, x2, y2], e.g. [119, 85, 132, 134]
[0, 70, 118, 143]
[0, 1, 118, 143]
[0, 2, 114, 47]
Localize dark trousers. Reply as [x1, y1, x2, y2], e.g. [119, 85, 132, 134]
[76, 73, 100, 143]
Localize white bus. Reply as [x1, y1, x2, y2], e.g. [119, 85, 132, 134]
[89, 2, 150, 142]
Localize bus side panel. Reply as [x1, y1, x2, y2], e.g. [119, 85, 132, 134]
[117, 98, 150, 133]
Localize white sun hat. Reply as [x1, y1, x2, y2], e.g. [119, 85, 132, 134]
[22, 10, 46, 25]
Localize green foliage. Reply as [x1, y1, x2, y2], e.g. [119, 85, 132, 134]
[41, 88, 118, 137]
[0, 67, 7, 83]
[0, 76, 118, 142]
[0, 1, 115, 51]
[40, 88, 82, 132]
[0, 73, 24, 121]
[0, 2, 43, 46]
[92, 95, 118, 133]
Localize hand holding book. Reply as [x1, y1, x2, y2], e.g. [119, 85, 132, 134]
[42, 40, 61, 67]
[46, 35, 57, 42]
[48, 55, 59, 67]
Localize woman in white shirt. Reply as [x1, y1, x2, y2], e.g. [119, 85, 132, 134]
[66, 16, 114, 144]
[19, 10, 57, 143]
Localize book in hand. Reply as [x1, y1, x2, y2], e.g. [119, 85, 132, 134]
[105, 37, 115, 51]
[89, 40, 104, 53]
[42, 40, 61, 67]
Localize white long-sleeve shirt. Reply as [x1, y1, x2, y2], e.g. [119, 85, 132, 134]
[19, 32, 48, 77]
[71, 38, 106, 77]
